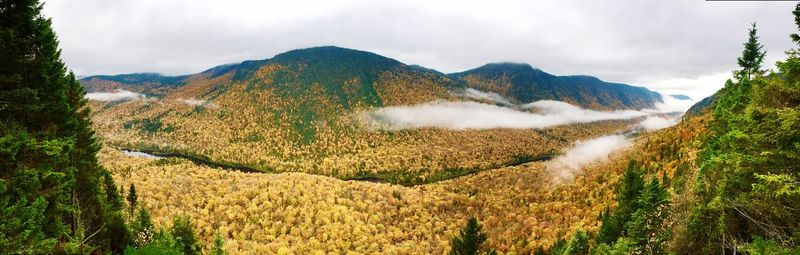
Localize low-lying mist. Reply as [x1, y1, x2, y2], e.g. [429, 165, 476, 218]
[548, 134, 630, 180]
[369, 88, 694, 130]
[637, 116, 678, 130]
[85, 89, 144, 101]
[460, 88, 513, 106]
[368, 100, 651, 130]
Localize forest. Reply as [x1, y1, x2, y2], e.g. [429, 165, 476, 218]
[1, 0, 799, 254]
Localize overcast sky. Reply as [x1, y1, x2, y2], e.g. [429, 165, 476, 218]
[44, 0, 798, 100]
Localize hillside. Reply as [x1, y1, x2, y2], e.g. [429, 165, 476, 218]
[83, 46, 660, 184]
[449, 63, 663, 110]
[536, 20, 800, 254]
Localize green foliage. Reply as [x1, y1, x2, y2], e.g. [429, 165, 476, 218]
[679, 10, 800, 254]
[450, 217, 497, 255]
[563, 229, 590, 255]
[550, 237, 568, 255]
[127, 184, 138, 212]
[123, 231, 183, 255]
[450, 63, 662, 110]
[132, 208, 155, 247]
[124, 117, 174, 134]
[597, 160, 644, 245]
[170, 215, 202, 255]
[791, 4, 800, 46]
[736, 23, 767, 81]
[739, 236, 800, 255]
[593, 238, 635, 255]
[210, 231, 226, 255]
[126, 212, 209, 255]
[624, 178, 670, 254]
[0, 0, 127, 252]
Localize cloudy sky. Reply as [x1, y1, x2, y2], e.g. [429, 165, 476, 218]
[44, 0, 798, 100]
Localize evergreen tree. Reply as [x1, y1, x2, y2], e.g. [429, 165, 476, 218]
[171, 215, 201, 255]
[132, 207, 155, 247]
[562, 229, 589, 255]
[682, 10, 800, 253]
[128, 184, 138, 212]
[596, 206, 619, 245]
[450, 217, 497, 255]
[791, 4, 800, 46]
[210, 231, 226, 255]
[735, 23, 766, 81]
[597, 160, 643, 245]
[0, 0, 126, 252]
[625, 178, 670, 255]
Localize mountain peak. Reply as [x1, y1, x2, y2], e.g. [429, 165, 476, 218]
[271, 46, 403, 67]
[670, 94, 692, 100]
[471, 62, 537, 73]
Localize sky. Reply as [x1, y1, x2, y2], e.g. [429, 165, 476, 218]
[44, 0, 799, 100]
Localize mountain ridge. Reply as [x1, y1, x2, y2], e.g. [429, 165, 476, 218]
[448, 62, 663, 110]
[81, 46, 662, 111]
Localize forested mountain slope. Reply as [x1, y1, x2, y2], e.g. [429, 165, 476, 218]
[449, 63, 663, 110]
[544, 17, 800, 255]
[83, 46, 658, 184]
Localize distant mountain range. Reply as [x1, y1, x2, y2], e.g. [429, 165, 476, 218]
[449, 62, 662, 110]
[81, 46, 671, 181]
[670, 94, 692, 100]
[81, 46, 664, 111]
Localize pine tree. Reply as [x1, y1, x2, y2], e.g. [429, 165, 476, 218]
[0, 0, 126, 253]
[625, 178, 670, 254]
[563, 229, 590, 255]
[171, 215, 201, 255]
[597, 206, 619, 245]
[210, 231, 226, 255]
[598, 160, 644, 245]
[128, 184, 138, 211]
[133, 207, 155, 247]
[736, 23, 766, 81]
[450, 217, 497, 255]
[791, 4, 800, 45]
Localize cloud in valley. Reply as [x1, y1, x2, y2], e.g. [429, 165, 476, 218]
[85, 89, 144, 101]
[548, 134, 630, 180]
[637, 116, 678, 131]
[653, 94, 697, 113]
[368, 100, 652, 130]
[460, 88, 513, 105]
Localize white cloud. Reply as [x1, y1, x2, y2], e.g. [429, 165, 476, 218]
[176, 98, 219, 109]
[42, 0, 797, 102]
[548, 134, 630, 180]
[653, 93, 697, 113]
[85, 89, 144, 101]
[637, 116, 678, 131]
[367, 100, 653, 130]
[460, 88, 513, 105]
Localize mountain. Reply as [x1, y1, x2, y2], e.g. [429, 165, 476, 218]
[684, 93, 717, 118]
[670, 94, 692, 100]
[81, 73, 189, 97]
[83, 48, 665, 112]
[82, 46, 642, 183]
[449, 63, 663, 110]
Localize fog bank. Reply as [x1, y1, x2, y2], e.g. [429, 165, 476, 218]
[85, 89, 144, 101]
[548, 134, 630, 180]
[368, 100, 651, 130]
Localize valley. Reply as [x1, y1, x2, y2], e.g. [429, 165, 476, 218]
[79, 46, 695, 254]
[100, 129, 645, 254]
[6, 1, 799, 253]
